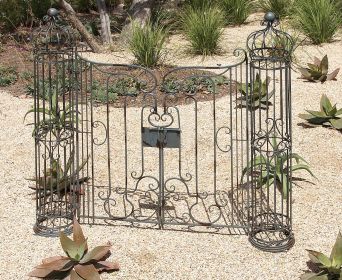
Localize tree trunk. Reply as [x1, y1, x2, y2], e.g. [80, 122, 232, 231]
[57, 0, 102, 53]
[121, 0, 156, 35]
[96, 0, 112, 44]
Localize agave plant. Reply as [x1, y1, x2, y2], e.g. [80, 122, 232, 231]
[299, 94, 342, 130]
[298, 55, 340, 83]
[29, 219, 119, 279]
[301, 232, 342, 280]
[237, 73, 274, 110]
[24, 90, 78, 137]
[242, 137, 315, 199]
[28, 151, 89, 198]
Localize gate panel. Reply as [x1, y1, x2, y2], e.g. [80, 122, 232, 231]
[76, 51, 250, 233]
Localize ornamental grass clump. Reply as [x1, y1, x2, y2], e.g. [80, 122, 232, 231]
[29, 219, 119, 279]
[292, 0, 341, 44]
[129, 20, 167, 67]
[301, 232, 342, 280]
[181, 6, 224, 55]
[218, 0, 253, 25]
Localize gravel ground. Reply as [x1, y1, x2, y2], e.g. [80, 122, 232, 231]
[0, 14, 342, 280]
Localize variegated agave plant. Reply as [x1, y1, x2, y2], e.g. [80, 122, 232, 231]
[29, 220, 119, 279]
[301, 232, 342, 280]
[298, 55, 340, 83]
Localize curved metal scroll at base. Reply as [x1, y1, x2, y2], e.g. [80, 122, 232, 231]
[248, 213, 295, 253]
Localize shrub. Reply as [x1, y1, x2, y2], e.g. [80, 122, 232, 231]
[129, 21, 167, 67]
[0, 0, 28, 31]
[0, 65, 18, 86]
[219, 0, 252, 25]
[258, 0, 293, 19]
[182, 6, 224, 55]
[185, 0, 212, 10]
[292, 0, 341, 44]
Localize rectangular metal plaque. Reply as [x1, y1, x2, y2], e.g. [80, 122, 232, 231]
[142, 127, 181, 149]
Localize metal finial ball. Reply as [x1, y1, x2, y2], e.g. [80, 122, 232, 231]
[264, 12, 276, 22]
[47, 8, 58, 17]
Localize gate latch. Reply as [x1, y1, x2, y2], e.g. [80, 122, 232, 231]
[142, 127, 181, 149]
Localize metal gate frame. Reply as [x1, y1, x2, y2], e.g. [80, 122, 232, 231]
[31, 10, 294, 252]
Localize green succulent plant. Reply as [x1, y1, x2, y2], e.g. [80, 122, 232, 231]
[298, 55, 340, 83]
[0, 65, 18, 86]
[242, 137, 314, 199]
[24, 90, 79, 137]
[28, 152, 89, 198]
[299, 94, 342, 130]
[237, 73, 274, 110]
[301, 232, 342, 280]
[29, 219, 119, 279]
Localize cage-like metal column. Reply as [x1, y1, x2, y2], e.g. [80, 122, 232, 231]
[247, 12, 295, 252]
[32, 9, 79, 236]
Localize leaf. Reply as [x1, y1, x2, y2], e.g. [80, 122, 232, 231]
[313, 56, 321, 67]
[330, 118, 342, 130]
[290, 153, 308, 164]
[80, 244, 111, 264]
[74, 264, 101, 280]
[335, 108, 342, 116]
[70, 269, 85, 280]
[298, 68, 314, 81]
[331, 232, 342, 267]
[28, 267, 69, 278]
[320, 55, 329, 76]
[291, 164, 316, 178]
[35, 257, 73, 272]
[320, 94, 333, 113]
[327, 68, 340, 81]
[307, 250, 332, 267]
[94, 261, 120, 272]
[306, 110, 329, 119]
[60, 232, 86, 261]
[73, 219, 88, 251]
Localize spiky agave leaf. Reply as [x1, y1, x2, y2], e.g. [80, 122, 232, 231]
[330, 232, 342, 268]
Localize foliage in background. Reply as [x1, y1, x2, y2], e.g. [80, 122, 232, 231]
[299, 94, 342, 130]
[292, 0, 341, 44]
[29, 219, 119, 279]
[181, 6, 224, 55]
[185, 0, 212, 10]
[237, 74, 274, 110]
[219, 0, 253, 25]
[298, 55, 340, 83]
[0, 65, 18, 86]
[129, 20, 167, 67]
[301, 232, 342, 280]
[258, 0, 293, 19]
[242, 138, 314, 199]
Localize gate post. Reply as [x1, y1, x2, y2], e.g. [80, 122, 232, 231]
[247, 12, 295, 252]
[31, 9, 79, 236]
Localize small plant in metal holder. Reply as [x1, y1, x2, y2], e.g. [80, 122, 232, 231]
[301, 232, 342, 280]
[237, 73, 274, 109]
[299, 94, 342, 130]
[25, 90, 78, 138]
[242, 136, 314, 199]
[29, 219, 119, 279]
[298, 55, 340, 83]
[27, 151, 89, 198]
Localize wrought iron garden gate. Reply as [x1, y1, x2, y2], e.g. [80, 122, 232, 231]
[31, 9, 294, 252]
